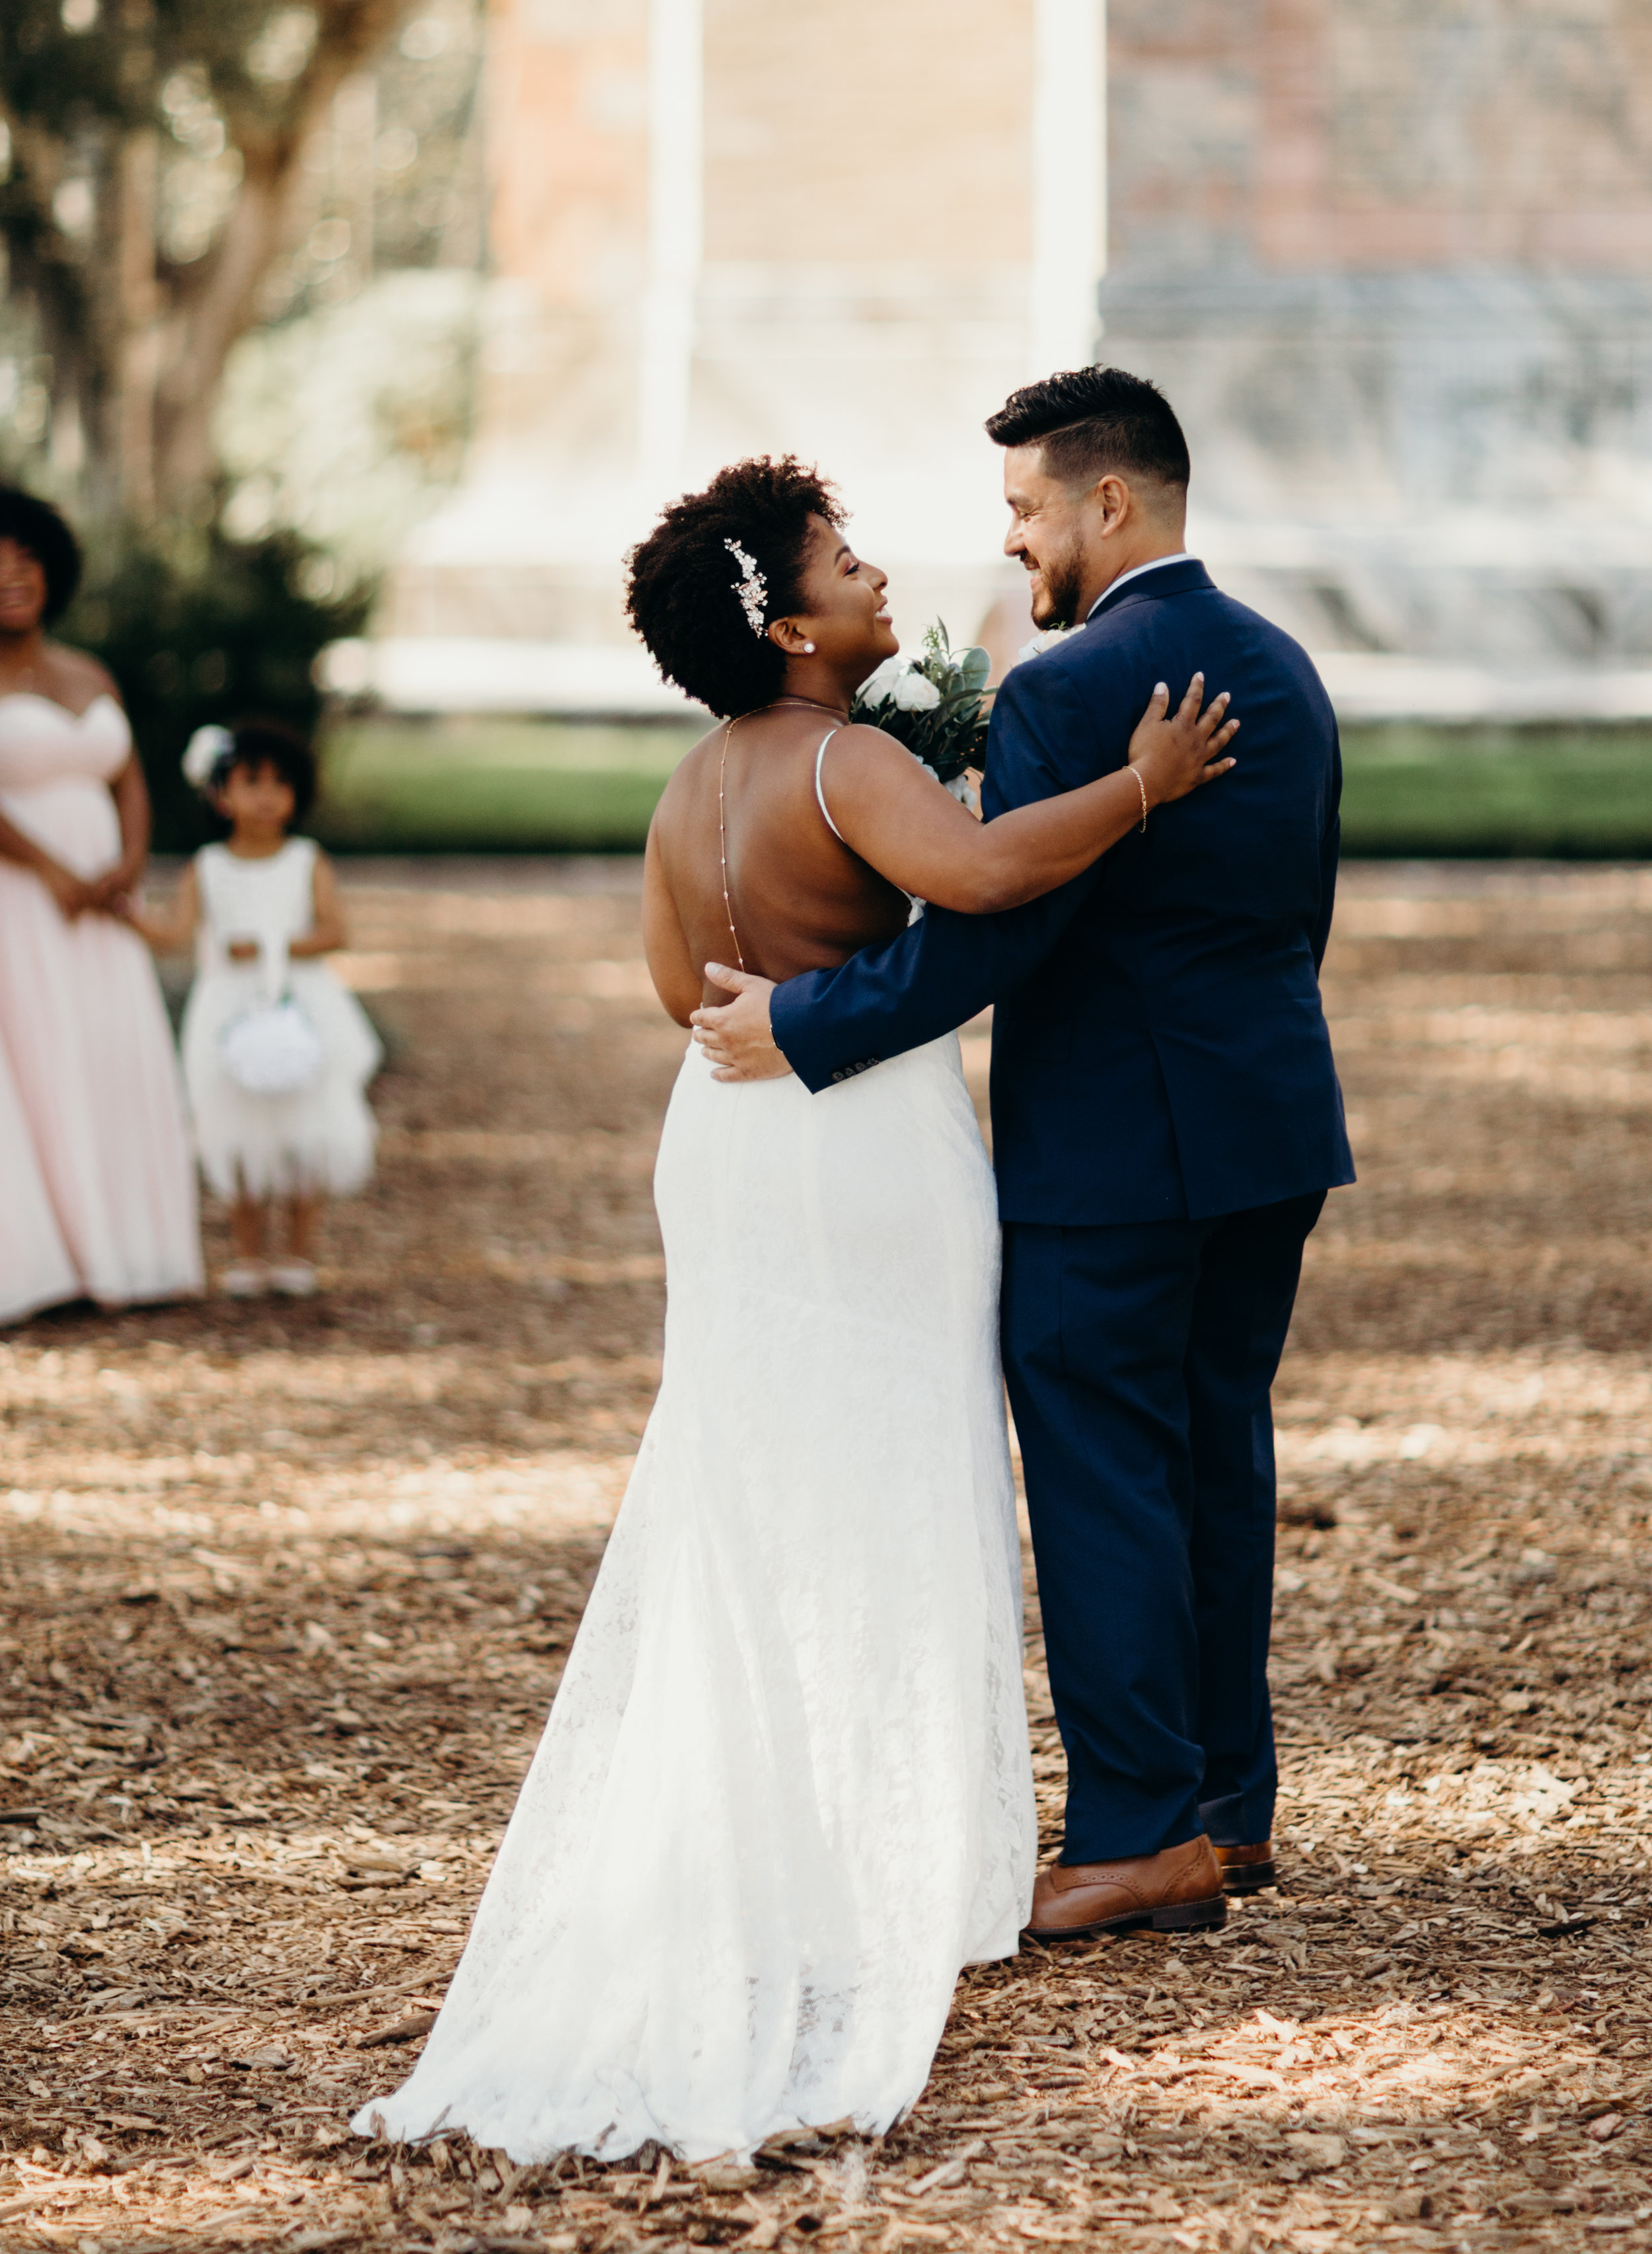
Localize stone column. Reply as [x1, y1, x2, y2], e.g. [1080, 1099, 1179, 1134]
[387, 0, 654, 644]
[637, 0, 702, 507]
[1030, 0, 1106, 378]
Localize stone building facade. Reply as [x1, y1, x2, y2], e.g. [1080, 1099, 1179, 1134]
[387, 0, 1104, 666]
[1106, 0, 1652, 664]
[384, 0, 1652, 687]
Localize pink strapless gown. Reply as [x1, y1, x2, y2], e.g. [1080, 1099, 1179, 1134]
[0, 692, 202, 1315]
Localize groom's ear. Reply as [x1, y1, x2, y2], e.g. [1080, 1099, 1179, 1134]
[1089, 474, 1133, 535]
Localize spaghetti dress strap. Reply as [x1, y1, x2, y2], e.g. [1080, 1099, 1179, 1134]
[814, 724, 922, 921]
[815, 728, 845, 842]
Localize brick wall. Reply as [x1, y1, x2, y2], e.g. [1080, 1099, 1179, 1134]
[408, 0, 1652, 663]
[1109, 0, 1652, 278]
[1104, 0, 1652, 662]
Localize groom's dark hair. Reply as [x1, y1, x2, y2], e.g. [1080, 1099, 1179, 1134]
[986, 367, 1190, 496]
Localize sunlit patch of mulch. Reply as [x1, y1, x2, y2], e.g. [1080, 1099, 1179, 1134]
[2, 857, 1651, 2251]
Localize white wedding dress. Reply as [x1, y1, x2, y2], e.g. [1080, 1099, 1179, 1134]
[356, 1026, 1035, 2162]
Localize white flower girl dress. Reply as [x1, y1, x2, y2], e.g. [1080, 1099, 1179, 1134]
[182, 838, 380, 1197]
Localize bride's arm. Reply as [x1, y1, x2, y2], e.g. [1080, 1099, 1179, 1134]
[821, 674, 1236, 913]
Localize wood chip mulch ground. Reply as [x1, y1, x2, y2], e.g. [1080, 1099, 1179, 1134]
[2, 856, 1650, 2252]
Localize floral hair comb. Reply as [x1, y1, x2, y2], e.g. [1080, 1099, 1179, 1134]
[724, 539, 768, 638]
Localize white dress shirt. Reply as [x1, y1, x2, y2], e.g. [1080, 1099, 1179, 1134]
[1086, 553, 1195, 621]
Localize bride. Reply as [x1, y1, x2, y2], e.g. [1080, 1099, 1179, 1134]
[355, 457, 1236, 2164]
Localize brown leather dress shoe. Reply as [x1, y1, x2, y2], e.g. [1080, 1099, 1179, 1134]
[1215, 1841, 1277, 1893]
[1024, 1833, 1227, 1941]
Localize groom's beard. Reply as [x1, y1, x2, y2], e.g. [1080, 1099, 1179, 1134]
[1027, 542, 1086, 631]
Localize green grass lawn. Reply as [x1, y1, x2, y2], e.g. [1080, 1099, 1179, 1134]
[1338, 723, 1652, 857]
[313, 718, 702, 854]
[312, 716, 1652, 858]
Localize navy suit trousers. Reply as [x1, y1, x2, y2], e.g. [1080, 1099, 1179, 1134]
[1000, 1190, 1325, 1863]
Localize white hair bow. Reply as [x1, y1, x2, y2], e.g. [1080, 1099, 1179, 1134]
[182, 724, 235, 790]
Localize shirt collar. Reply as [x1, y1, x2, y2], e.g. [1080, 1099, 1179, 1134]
[1085, 553, 1195, 621]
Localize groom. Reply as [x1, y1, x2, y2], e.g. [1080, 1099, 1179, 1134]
[693, 366, 1353, 1937]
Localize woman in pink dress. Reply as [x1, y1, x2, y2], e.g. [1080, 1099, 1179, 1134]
[0, 488, 201, 1317]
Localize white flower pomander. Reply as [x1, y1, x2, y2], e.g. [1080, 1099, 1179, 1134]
[182, 723, 235, 791]
[219, 996, 325, 1097]
[856, 657, 904, 709]
[890, 670, 942, 712]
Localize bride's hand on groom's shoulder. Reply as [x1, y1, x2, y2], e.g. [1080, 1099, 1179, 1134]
[692, 966, 793, 1082]
[1129, 672, 1240, 811]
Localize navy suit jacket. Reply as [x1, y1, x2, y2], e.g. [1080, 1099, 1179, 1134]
[770, 559, 1355, 1225]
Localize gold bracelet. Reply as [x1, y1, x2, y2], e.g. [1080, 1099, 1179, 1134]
[1128, 767, 1148, 832]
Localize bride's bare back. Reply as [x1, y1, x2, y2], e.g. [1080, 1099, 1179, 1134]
[648, 705, 910, 1013]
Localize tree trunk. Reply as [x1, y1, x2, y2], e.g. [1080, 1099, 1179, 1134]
[150, 0, 416, 515]
[151, 140, 297, 507]
[111, 0, 161, 516]
[71, 0, 163, 516]
[3, 0, 417, 515]
[3, 0, 418, 518]
[112, 122, 161, 516]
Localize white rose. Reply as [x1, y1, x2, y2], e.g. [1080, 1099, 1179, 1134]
[891, 671, 942, 711]
[857, 658, 903, 709]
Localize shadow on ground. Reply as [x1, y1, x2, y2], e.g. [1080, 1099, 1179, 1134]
[2, 859, 1650, 2249]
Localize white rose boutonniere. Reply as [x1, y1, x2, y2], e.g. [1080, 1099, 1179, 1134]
[1014, 627, 1070, 667]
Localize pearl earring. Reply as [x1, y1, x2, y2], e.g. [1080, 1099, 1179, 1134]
[804, 642, 816, 654]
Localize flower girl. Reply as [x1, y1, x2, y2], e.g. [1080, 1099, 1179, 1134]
[124, 719, 381, 1297]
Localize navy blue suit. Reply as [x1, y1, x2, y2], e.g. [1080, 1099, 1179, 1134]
[771, 559, 1354, 1861]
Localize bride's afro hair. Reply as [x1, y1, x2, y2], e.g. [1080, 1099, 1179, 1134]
[626, 456, 844, 719]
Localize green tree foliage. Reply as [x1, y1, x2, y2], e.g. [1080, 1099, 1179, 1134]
[1, 0, 412, 512]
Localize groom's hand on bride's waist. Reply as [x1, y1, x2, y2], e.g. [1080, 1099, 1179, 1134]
[691, 966, 793, 1081]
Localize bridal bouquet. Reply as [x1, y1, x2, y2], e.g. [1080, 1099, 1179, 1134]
[851, 622, 992, 790]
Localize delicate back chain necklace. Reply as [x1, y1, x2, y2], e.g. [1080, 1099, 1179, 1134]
[716, 697, 851, 974]
[717, 714, 746, 972]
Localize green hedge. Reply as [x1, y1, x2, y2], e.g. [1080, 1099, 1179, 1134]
[1337, 724, 1652, 857]
[307, 715, 1652, 859]
[311, 719, 699, 853]
[61, 522, 370, 853]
